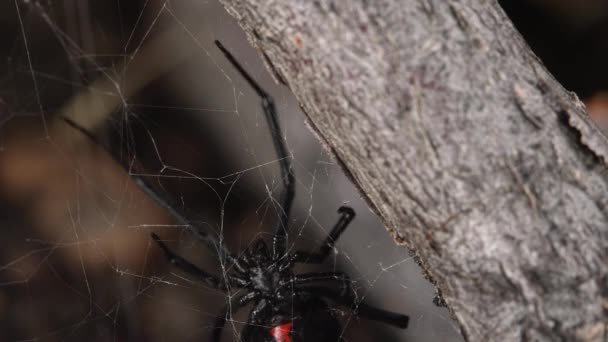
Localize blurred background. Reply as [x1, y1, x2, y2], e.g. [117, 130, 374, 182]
[0, 1, 606, 341]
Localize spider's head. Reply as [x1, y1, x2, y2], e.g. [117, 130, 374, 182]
[246, 238, 271, 264]
[244, 238, 293, 297]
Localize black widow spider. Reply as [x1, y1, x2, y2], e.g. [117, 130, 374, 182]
[64, 40, 409, 342]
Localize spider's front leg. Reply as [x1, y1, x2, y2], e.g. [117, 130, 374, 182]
[294, 206, 356, 264]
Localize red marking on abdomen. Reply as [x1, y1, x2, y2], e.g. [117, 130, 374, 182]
[269, 322, 293, 342]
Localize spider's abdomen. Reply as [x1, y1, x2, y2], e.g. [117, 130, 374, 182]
[269, 323, 293, 342]
[290, 297, 341, 342]
[241, 297, 341, 342]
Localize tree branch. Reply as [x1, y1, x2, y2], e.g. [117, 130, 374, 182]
[218, 1, 608, 340]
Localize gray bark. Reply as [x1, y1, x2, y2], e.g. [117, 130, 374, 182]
[217, 0, 608, 340]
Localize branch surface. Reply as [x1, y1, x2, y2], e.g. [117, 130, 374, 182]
[218, 1, 608, 340]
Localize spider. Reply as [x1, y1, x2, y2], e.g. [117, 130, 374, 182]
[64, 40, 409, 342]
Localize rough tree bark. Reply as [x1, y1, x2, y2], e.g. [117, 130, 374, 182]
[217, 1, 608, 341]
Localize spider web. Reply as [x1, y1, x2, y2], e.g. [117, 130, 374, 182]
[0, 1, 461, 341]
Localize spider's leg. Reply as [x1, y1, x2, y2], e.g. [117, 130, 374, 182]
[152, 233, 233, 289]
[62, 117, 237, 265]
[298, 286, 409, 329]
[294, 206, 355, 264]
[280, 271, 353, 296]
[215, 41, 295, 261]
[212, 292, 258, 342]
[349, 299, 409, 329]
[248, 297, 270, 325]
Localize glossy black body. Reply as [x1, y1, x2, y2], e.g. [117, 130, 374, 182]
[241, 295, 341, 342]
